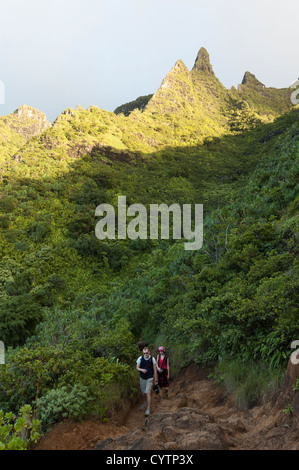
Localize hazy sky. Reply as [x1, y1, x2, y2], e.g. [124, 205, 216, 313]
[0, 0, 298, 122]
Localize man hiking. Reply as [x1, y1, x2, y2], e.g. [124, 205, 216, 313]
[156, 346, 170, 398]
[136, 346, 158, 416]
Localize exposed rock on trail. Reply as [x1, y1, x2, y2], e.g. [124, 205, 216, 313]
[35, 362, 299, 451]
[94, 362, 299, 451]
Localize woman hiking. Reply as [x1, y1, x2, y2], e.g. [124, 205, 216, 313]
[156, 346, 170, 398]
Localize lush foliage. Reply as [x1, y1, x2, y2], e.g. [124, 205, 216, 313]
[0, 51, 298, 436]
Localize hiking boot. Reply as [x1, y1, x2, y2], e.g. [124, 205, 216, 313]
[140, 401, 146, 410]
[145, 409, 150, 417]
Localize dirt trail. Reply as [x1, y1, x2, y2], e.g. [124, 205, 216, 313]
[35, 362, 299, 451]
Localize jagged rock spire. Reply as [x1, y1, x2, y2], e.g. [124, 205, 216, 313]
[193, 47, 214, 74]
[241, 71, 265, 89]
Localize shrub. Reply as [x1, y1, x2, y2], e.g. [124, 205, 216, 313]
[0, 404, 40, 450]
[37, 384, 94, 429]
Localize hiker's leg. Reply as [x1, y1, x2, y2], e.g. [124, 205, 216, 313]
[159, 384, 165, 398]
[144, 378, 153, 414]
[140, 393, 146, 409]
[146, 392, 151, 410]
[140, 378, 146, 409]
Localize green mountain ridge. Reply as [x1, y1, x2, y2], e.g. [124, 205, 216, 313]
[114, 47, 292, 122]
[0, 48, 293, 183]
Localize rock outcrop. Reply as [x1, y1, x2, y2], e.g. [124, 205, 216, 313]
[9, 105, 51, 140]
[192, 47, 214, 75]
[241, 71, 266, 89]
[0, 104, 51, 164]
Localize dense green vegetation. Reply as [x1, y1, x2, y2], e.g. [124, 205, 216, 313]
[114, 94, 153, 116]
[0, 49, 298, 442]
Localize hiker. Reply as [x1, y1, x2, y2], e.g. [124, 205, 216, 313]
[136, 346, 158, 416]
[156, 346, 170, 398]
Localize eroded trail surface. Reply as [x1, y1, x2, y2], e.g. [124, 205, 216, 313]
[35, 362, 299, 450]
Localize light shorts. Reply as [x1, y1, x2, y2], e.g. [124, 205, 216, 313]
[140, 377, 153, 395]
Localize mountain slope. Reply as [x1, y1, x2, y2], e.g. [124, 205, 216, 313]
[236, 71, 292, 118]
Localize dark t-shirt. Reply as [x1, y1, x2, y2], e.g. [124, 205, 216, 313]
[137, 355, 156, 380]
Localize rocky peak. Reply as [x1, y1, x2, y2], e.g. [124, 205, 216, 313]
[149, 59, 189, 99]
[160, 59, 189, 82]
[8, 105, 51, 140]
[193, 47, 214, 75]
[173, 59, 189, 72]
[241, 72, 265, 90]
[13, 104, 40, 118]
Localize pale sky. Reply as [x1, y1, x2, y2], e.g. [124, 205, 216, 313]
[0, 0, 298, 122]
